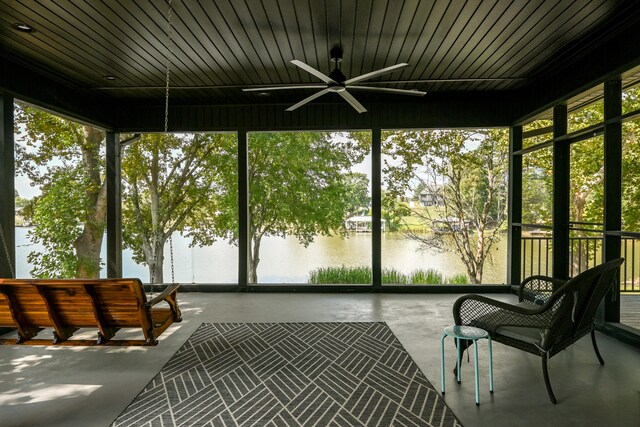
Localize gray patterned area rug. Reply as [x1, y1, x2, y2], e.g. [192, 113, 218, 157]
[112, 322, 462, 427]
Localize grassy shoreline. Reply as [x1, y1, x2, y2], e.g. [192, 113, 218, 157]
[308, 266, 468, 285]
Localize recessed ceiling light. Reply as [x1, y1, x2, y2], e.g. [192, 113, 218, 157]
[12, 23, 35, 33]
[256, 92, 270, 97]
[103, 75, 117, 81]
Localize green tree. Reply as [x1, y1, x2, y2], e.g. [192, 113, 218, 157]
[190, 131, 369, 283]
[522, 147, 553, 225]
[342, 172, 370, 217]
[121, 133, 235, 283]
[621, 85, 640, 230]
[382, 129, 509, 284]
[15, 105, 106, 278]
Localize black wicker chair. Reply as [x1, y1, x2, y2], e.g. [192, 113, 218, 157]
[453, 257, 624, 403]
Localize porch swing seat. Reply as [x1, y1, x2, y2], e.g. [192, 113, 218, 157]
[0, 278, 181, 346]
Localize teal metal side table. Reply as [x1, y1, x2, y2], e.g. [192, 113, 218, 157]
[441, 325, 494, 405]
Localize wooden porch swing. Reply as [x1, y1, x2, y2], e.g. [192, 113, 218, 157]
[0, 0, 182, 346]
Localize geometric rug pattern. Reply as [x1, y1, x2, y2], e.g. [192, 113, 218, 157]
[112, 323, 462, 427]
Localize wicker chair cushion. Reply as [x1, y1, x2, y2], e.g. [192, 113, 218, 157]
[496, 326, 549, 347]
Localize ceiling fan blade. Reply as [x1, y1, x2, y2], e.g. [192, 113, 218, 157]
[343, 63, 409, 85]
[347, 85, 426, 96]
[339, 90, 367, 113]
[286, 88, 331, 111]
[291, 60, 337, 84]
[243, 85, 326, 92]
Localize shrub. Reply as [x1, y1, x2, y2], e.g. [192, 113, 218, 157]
[308, 266, 470, 285]
[446, 273, 469, 284]
[410, 268, 443, 284]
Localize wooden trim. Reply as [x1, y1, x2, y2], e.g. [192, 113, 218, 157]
[0, 95, 15, 278]
[513, 139, 554, 156]
[372, 128, 382, 289]
[553, 105, 570, 280]
[554, 122, 604, 143]
[603, 79, 622, 323]
[106, 131, 122, 278]
[238, 130, 248, 287]
[522, 126, 553, 139]
[508, 126, 522, 286]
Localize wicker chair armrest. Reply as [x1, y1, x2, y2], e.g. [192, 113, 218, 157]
[146, 283, 181, 308]
[453, 294, 553, 334]
[519, 275, 567, 305]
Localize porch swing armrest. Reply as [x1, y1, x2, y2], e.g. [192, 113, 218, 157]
[146, 283, 181, 308]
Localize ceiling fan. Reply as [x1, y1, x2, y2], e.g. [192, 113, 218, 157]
[243, 46, 426, 113]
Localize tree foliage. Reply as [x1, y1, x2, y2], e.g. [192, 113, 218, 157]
[621, 86, 640, 231]
[121, 133, 236, 283]
[15, 104, 106, 278]
[381, 129, 509, 284]
[189, 131, 369, 283]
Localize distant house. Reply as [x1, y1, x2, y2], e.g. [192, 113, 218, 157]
[419, 190, 444, 207]
[432, 217, 471, 233]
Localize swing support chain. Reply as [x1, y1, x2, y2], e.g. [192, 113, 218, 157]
[0, 222, 15, 278]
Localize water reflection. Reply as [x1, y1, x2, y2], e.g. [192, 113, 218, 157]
[15, 227, 507, 284]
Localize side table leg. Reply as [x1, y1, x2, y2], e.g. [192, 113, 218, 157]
[474, 339, 480, 405]
[456, 337, 461, 384]
[441, 334, 446, 394]
[488, 336, 494, 393]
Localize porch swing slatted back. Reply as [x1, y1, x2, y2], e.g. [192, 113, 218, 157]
[0, 278, 181, 346]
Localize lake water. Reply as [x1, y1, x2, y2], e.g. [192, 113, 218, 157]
[14, 227, 508, 284]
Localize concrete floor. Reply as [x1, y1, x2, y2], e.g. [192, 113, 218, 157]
[0, 292, 638, 427]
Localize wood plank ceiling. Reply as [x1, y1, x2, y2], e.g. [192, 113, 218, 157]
[0, 0, 639, 106]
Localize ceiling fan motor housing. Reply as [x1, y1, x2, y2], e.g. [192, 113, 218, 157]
[329, 68, 347, 84]
[330, 45, 343, 62]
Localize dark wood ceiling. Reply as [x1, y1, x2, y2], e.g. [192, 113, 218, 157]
[1, 0, 639, 107]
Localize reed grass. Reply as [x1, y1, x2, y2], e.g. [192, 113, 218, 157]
[308, 266, 469, 285]
[446, 273, 469, 284]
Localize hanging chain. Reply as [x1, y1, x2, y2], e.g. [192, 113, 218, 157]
[0, 223, 15, 278]
[150, 0, 174, 291]
[164, 0, 173, 135]
[170, 235, 175, 283]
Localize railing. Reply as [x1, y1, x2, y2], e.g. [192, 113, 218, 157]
[521, 236, 640, 292]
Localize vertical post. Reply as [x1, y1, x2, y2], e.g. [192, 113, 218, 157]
[238, 129, 249, 288]
[552, 104, 570, 280]
[508, 126, 522, 287]
[603, 79, 622, 323]
[372, 128, 382, 288]
[106, 132, 122, 278]
[0, 95, 15, 278]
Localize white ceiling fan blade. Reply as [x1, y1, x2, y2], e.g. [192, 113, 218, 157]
[286, 88, 331, 111]
[243, 85, 326, 92]
[338, 90, 367, 113]
[291, 60, 337, 84]
[347, 85, 426, 96]
[344, 63, 409, 85]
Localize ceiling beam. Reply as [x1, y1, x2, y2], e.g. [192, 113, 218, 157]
[513, 21, 640, 124]
[0, 53, 113, 129]
[113, 91, 517, 132]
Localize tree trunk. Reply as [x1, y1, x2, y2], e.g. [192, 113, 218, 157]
[572, 194, 588, 273]
[74, 126, 107, 278]
[149, 242, 165, 284]
[248, 234, 262, 284]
